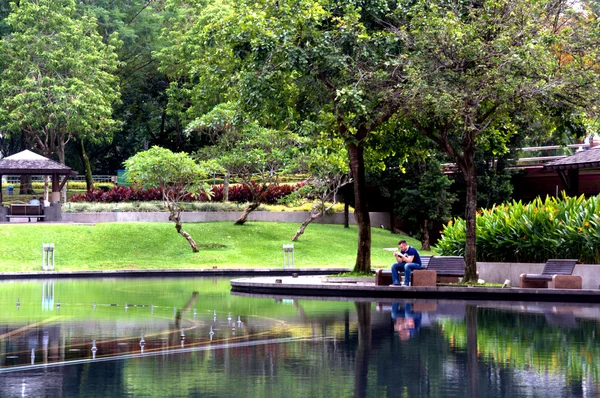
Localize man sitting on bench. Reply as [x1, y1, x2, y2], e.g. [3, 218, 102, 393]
[391, 240, 422, 287]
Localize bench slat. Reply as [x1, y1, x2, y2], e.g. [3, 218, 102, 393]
[541, 259, 578, 276]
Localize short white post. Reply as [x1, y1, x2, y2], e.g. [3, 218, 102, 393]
[282, 244, 294, 268]
[42, 243, 55, 271]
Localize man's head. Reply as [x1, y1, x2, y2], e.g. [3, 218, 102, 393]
[398, 240, 408, 251]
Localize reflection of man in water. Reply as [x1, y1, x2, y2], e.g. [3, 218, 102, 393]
[392, 302, 422, 340]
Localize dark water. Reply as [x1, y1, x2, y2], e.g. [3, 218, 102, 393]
[0, 277, 598, 397]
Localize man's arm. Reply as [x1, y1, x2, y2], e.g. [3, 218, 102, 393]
[404, 249, 415, 263]
[394, 252, 406, 263]
[396, 252, 414, 263]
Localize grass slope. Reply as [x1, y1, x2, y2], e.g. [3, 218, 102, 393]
[0, 222, 433, 272]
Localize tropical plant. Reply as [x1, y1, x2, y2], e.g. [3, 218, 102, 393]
[437, 194, 600, 264]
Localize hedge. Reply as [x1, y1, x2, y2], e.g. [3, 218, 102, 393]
[70, 182, 306, 205]
[436, 194, 600, 264]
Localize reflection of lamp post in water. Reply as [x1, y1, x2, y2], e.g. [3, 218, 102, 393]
[42, 280, 55, 311]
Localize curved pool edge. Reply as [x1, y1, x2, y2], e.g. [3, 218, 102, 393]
[230, 276, 600, 303]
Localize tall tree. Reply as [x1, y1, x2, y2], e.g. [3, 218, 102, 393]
[159, 0, 412, 273]
[0, 0, 121, 164]
[390, 0, 600, 281]
[124, 146, 211, 252]
[197, 123, 304, 225]
[282, 139, 351, 241]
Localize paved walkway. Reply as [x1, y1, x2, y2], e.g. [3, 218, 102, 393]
[230, 275, 600, 303]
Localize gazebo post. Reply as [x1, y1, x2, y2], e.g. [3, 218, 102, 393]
[0, 174, 6, 222]
[51, 173, 60, 203]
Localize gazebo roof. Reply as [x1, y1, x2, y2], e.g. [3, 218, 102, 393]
[544, 147, 600, 171]
[0, 150, 77, 175]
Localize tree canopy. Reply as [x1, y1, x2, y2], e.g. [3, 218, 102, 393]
[0, 0, 121, 164]
[124, 146, 210, 251]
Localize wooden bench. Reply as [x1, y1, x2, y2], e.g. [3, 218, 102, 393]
[427, 256, 466, 283]
[520, 259, 580, 289]
[7, 204, 45, 222]
[375, 255, 467, 286]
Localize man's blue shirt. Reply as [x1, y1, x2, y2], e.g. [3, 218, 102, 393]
[401, 246, 421, 265]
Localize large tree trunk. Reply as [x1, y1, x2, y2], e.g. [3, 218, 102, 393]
[19, 175, 35, 195]
[421, 218, 431, 251]
[348, 140, 371, 273]
[235, 201, 260, 225]
[460, 151, 478, 283]
[169, 210, 199, 252]
[344, 194, 349, 228]
[57, 138, 67, 203]
[79, 139, 94, 191]
[19, 134, 35, 195]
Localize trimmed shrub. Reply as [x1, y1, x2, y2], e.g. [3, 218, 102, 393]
[70, 182, 305, 204]
[436, 194, 600, 264]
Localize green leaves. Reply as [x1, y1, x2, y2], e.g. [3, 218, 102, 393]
[124, 146, 211, 203]
[437, 194, 600, 263]
[0, 0, 121, 160]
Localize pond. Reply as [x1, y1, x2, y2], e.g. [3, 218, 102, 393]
[0, 277, 598, 397]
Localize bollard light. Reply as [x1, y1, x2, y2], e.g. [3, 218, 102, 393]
[282, 244, 294, 268]
[42, 244, 55, 271]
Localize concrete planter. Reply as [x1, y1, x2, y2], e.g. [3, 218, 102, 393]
[477, 262, 600, 290]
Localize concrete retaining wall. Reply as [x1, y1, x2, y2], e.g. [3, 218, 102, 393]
[477, 262, 600, 290]
[61, 210, 392, 229]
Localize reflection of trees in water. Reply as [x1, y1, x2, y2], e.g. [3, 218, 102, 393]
[466, 305, 478, 398]
[440, 306, 600, 394]
[354, 302, 371, 398]
[3, 294, 600, 396]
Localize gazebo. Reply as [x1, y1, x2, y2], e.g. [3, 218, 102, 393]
[544, 146, 600, 196]
[0, 150, 77, 222]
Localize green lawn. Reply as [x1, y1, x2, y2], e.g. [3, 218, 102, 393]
[0, 222, 434, 272]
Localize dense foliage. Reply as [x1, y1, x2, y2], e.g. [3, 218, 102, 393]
[70, 182, 304, 204]
[437, 194, 600, 264]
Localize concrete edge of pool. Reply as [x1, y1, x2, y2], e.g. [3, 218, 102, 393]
[0, 268, 349, 280]
[230, 276, 600, 303]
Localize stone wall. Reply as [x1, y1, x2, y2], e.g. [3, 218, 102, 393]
[61, 210, 392, 229]
[477, 262, 600, 290]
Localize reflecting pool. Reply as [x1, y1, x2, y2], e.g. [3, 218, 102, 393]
[0, 277, 599, 397]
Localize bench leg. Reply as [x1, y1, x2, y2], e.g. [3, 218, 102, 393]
[552, 275, 582, 290]
[412, 270, 437, 287]
[375, 270, 393, 286]
[520, 274, 548, 288]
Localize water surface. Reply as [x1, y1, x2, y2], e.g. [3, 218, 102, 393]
[0, 277, 598, 397]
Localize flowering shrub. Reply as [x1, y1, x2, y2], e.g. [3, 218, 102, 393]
[70, 182, 305, 205]
[436, 194, 600, 264]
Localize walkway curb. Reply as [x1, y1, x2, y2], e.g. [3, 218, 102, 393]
[230, 276, 600, 303]
[0, 268, 350, 280]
